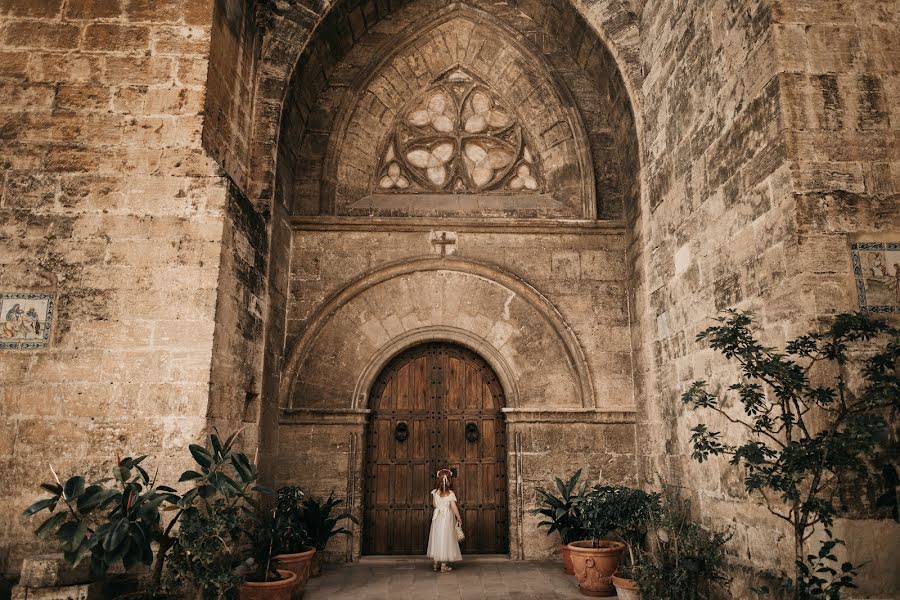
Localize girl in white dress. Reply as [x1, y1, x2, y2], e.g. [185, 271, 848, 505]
[427, 468, 463, 572]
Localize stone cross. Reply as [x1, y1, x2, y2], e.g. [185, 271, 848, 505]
[431, 231, 457, 256]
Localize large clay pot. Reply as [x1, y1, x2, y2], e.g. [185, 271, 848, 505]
[561, 543, 575, 575]
[566, 540, 625, 597]
[275, 547, 316, 598]
[612, 574, 641, 600]
[240, 570, 297, 600]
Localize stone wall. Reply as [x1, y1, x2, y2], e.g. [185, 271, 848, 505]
[636, 0, 899, 596]
[0, 0, 266, 574]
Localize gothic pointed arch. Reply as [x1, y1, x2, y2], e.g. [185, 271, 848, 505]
[319, 5, 598, 219]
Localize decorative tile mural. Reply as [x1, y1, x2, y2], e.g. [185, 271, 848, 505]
[0, 293, 54, 349]
[851, 242, 900, 313]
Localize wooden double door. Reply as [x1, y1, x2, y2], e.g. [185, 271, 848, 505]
[363, 343, 508, 555]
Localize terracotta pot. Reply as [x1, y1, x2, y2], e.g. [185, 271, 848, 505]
[240, 570, 297, 600]
[560, 543, 575, 575]
[612, 574, 641, 600]
[566, 540, 625, 597]
[275, 547, 316, 597]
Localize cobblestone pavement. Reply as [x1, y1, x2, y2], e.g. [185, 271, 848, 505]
[304, 556, 589, 599]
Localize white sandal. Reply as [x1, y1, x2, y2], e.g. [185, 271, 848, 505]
[441, 564, 453, 573]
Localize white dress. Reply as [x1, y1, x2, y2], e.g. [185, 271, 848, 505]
[426, 490, 462, 563]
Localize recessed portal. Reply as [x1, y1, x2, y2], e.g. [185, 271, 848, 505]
[363, 342, 508, 555]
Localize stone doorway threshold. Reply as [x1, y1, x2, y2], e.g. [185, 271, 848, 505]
[358, 554, 511, 564]
[304, 555, 587, 599]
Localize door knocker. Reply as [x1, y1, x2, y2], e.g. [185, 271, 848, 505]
[394, 422, 409, 442]
[465, 422, 479, 443]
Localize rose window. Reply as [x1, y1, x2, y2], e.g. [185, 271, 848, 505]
[375, 70, 542, 194]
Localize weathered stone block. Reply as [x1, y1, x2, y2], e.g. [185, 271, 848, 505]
[18, 555, 90, 588]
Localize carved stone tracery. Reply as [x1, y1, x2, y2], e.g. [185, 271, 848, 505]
[375, 69, 542, 194]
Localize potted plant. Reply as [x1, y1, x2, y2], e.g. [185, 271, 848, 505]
[534, 469, 589, 575]
[301, 493, 358, 577]
[237, 510, 298, 600]
[567, 485, 634, 597]
[162, 431, 273, 599]
[630, 493, 731, 600]
[607, 488, 659, 600]
[272, 486, 315, 597]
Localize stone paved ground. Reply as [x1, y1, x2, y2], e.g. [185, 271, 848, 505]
[304, 556, 588, 599]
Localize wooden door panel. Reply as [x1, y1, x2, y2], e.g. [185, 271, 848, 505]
[364, 343, 508, 555]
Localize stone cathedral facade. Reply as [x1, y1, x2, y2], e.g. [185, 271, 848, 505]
[1, 0, 897, 596]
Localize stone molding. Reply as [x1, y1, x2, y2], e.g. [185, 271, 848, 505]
[280, 408, 372, 426]
[278, 256, 595, 409]
[289, 216, 627, 234]
[501, 408, 636, 424]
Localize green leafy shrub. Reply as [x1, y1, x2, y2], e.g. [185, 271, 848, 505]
[301, 493, 358, 552]
[682, 311, 899, 599]
[634, 493, 731, 600]
[23, 429, 268, 599]
[534, 469, 590, 545]
[572, 485, 659, 552]
[273, 486, 310, 555]
[23, 456, 176, 579]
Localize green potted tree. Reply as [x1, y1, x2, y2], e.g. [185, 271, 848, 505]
[301, 493, 358, 577]
[567, 485, 635, 597]
[631, 493, 731, 600]
[534, 469, 589, 575]
[271, 486, 316, 597]
[237, 510, 298, 600]
[608, 488, 659, 600]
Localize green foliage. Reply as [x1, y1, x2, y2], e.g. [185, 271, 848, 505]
[273, 486, 310, 555]
[22, 456, 177, 578]
[633, 494, 731, 600]
[23, 429, 268, 599]
[301, 492, 358, 552]
[572, 485, 659, 551]
[164, 502, 245, 599]
[533, 469, 590, 545]
[682, 311, 899, 599]
[165, 429, 269, 597]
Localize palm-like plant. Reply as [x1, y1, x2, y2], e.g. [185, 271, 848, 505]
[534, 469, 589, 545]
[301, 493, 358, 552]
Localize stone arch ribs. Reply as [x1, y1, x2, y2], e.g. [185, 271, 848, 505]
[277, 256, 595, 411]
[203, 0, 643, 212]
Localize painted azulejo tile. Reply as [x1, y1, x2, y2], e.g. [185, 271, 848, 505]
[0, 293, 54, 349]
[851, 242, 900, 313]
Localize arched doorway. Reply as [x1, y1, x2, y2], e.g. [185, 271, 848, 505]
[363, 342, 509, 555]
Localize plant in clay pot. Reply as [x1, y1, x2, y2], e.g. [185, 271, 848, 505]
[606, 488, 659, 600]
[272, 486, 315, 597]
[237, 511, 298, 600]
[163, 431, 272, 599]
[631, 493, 731, 600]
[301, 493, 358, 577]
[534, 469, 590, 575]
[567, 485, 643, 597]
